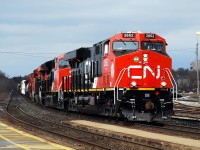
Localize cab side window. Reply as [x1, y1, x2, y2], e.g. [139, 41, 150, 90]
[104, 42, 109, 56]
[59, 59, 69, 69]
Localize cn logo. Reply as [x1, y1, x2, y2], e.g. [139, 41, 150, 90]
[128, 65, 160, 79]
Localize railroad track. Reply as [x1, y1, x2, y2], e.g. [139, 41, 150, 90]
[128, 120, 200, 140]
[174, 104, 200, 109]
[164, 123, 200, 138]
[6, 91, 164, 150]
[173, 102, 200, 121]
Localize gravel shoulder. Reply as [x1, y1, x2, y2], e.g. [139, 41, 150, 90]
[1, 92, 200, 150]
[69, 119, 200, 149]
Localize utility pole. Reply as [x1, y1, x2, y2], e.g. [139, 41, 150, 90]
[196, 32, 200, 103]
[196, 42, 199, 95]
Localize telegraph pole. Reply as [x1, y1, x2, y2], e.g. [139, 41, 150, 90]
[196, 32, 200, 103]
[196, 42, 199, 95]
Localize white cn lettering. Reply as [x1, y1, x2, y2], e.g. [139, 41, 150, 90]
[128, 65, 160, 79]
[128, 65, 142, 79]
[156, 65, 160, 79]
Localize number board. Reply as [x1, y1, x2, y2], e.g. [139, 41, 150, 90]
[123, 33, 135, 38]
[145, 33, 155, 38]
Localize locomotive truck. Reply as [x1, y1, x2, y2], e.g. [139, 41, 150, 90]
[22, 31, 176, 122]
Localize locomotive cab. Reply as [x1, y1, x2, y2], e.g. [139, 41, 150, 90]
[108, 32, 175, 121]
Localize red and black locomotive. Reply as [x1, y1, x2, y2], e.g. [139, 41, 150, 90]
[23, 31, 175, 122]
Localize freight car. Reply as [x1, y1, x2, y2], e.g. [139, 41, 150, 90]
[23, 31, 176, 122]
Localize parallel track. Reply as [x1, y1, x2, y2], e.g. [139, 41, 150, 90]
[128, 120, 200, 140]
[174, 102, 200, 116]
[6, 91, 164, 150]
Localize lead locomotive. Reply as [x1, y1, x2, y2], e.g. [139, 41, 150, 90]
[23, 31, 176, 122]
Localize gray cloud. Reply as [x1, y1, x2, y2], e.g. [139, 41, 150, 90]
[0, 0, 200, 76]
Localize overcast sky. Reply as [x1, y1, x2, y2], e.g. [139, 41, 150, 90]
[1, 0, 200, 77]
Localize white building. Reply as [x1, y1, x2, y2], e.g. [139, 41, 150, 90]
[190, 61, 200, 71]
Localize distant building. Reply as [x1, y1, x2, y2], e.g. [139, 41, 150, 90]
[190, 61, 200, 71]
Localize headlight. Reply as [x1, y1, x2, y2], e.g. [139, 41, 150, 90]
[161, 81, 166, 87]
[143, 53, 148, 62]
[131, 81, 137, 87]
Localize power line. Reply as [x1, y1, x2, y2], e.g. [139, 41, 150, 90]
[168, 50, 195, 52]
[0, 51, 51, 58]
[0, 50, 66, 58]
[0, 50, 60, 55]
[168, 48, 195, 51]
[0, 48, 196, 56]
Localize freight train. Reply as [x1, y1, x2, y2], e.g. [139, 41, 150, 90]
[20, 31, 177, 122]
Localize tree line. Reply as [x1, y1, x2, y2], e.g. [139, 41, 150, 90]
[172, 68, 197, 93]
[0, 71, 16, 93]
[0, 68, 198, 93]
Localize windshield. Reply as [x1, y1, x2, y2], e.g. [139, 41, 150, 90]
[141, 42, 164, 51]
[113, 41, 138, 51]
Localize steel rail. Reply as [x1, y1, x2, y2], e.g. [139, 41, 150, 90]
[6, 91, 164, 150]
[6, 92, 112, 150]
[128, 120, 200, 139]
[18, 106, 164, 150]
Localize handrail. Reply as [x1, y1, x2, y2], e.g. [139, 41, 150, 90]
[164, 68, 177, 101]
[114, 68, 127, 105]
[58, 79, 63, 101]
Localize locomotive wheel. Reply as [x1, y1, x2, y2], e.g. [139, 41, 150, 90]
[35, 94, 39, 103]
[31, 91, 35, 102]
[123, 117, 129, 125]
[39, 87, 42, 104]
[42, 99, 46, 107]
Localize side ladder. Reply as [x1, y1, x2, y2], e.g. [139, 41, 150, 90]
[114, 68, 127, 105]
[164, 68, 178, 102]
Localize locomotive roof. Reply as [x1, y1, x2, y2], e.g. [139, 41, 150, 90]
[93, 38, 109, 47]
[64, 47, 91, 62]
[40, 60, 55, 71]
